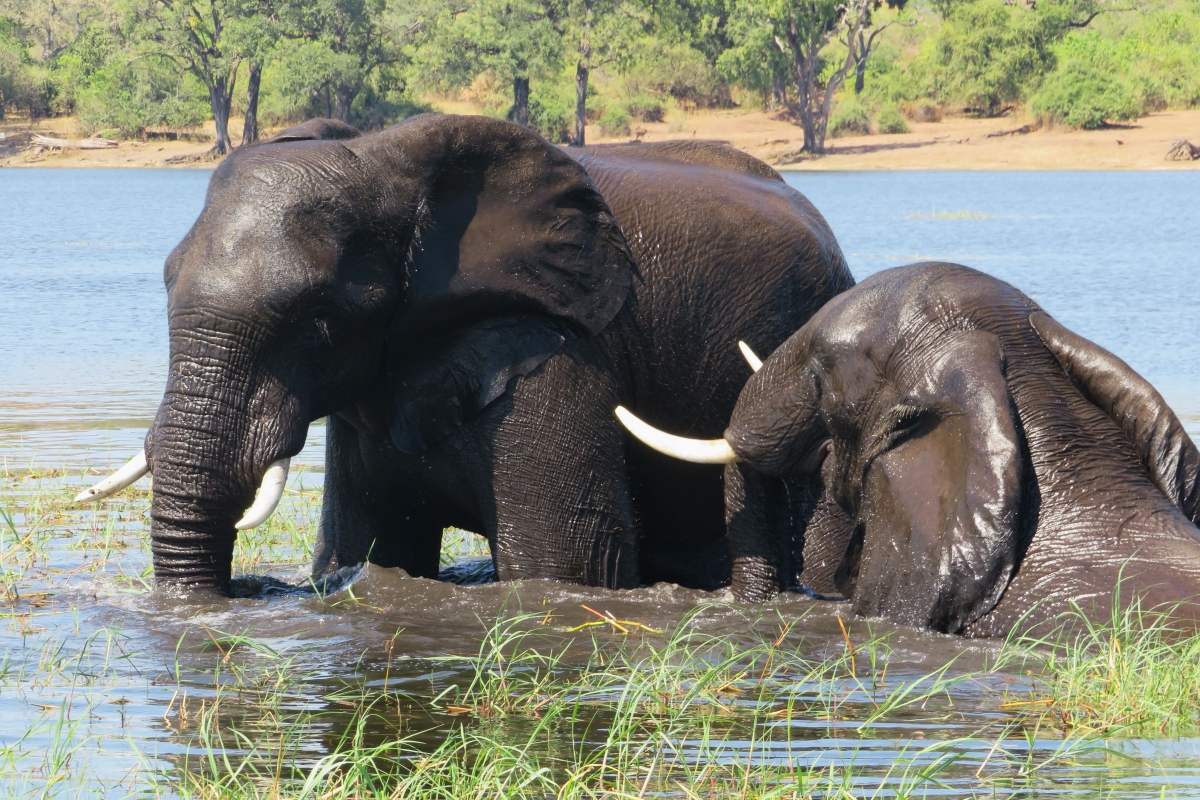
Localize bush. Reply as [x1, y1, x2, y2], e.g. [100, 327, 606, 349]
[528, 92, 574, 143]
[1030, 60, 1140, 129]
[828, 102, 871, 137]
[918, 0, 1057, 116]
[876, 104, 911, 134]
[902, 100, 943, 122]
[599, 107, 631, 137]
[623, 95, 664, 122]
[76, 58, 207, 136]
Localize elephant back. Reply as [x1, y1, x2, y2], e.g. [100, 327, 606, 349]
[569, 140, 782, 182]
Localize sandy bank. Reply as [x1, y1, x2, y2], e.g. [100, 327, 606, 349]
[3, 108, 1199, 170]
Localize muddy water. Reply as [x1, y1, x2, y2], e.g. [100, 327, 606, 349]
[1, 168, 1199, 796]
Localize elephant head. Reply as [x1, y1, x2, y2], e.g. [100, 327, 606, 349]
[621, 262, 1200, 635]
[78, 114, 633, 594]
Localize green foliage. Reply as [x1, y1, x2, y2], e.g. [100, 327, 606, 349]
[527, 80, 575, 142]
[876, 102, 910, 132]
[828, 99, 871, 137]
[76, 57, 209, 135]
[599, 105, 631, 136]
[917, 0, 1058, 115]
[1030, 59, 1139, 128]
[3, 0, 1200, 145]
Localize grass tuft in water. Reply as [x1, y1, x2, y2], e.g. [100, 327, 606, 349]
[998, 592, 1200, 737]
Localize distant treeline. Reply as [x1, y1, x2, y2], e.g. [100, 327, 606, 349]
[0, 0, 1197, 154]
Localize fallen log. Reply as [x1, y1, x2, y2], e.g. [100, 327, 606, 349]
[985, 124, 1036, 138]
[31, 134, 118, 150]
[1165, 137, 1199, 161]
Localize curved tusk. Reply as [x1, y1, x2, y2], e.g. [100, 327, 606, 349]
[614, 406, 739, 464]
[738, 341, 763, 373]
[74, 451, 150, 503]
[235, 458, 290, 531]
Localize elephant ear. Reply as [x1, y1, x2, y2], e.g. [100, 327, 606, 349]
[381, 114, 634, 336]
[849, 330, 1024, 634]
[1030, 312, 1200, 523]
[388, 316, 570, 454]
[260, 118, 362, 144]
[374, 115, 633, 451]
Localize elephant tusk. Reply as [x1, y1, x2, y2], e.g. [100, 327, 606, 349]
[74, 451, 150, 503]
[738, 341, 763, 372]
[235, 458, 290, 531]
[614, 406, 739, 464]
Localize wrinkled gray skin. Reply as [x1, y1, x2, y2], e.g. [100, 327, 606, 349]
[146, 114, 852, 596]
[724, 262, 1200, 636]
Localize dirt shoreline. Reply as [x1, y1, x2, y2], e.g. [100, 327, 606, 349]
[3, 108, 1198, 170]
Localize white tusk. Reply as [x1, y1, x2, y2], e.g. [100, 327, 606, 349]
[74, 451, 150, 503]
[614, 406, 739, 464]
[739, 341, 763, 373]
[235, 458, 290, 531]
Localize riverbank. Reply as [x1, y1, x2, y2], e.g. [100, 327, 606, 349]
[2, 108, 1198, 170]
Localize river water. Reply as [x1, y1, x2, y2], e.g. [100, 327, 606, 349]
[1, 167, 1199, 797]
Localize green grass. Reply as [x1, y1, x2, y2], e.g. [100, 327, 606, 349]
[997, 594, 1200, 737]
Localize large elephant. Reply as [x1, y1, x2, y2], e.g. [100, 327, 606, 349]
[78, 114, 853, 596]
[620, 262, 1200, 636]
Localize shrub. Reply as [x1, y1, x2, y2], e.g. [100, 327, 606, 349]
[528, 93, 574, 143]
[599, 107, 631, 137]
[828, 101, 871, 137]
[76, 58, 207, 136]
[876, 104, 911, 134]
[918, 0, 1058, 116]
[901, 100, 943, 122]
[623, 95, 664, 122]
[1030, 60, 1140, 129]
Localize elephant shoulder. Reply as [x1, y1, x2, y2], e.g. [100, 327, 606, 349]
[387, 316, 576, 454]
[568, 141, 782, 182]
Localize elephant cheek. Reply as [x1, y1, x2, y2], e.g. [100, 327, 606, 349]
[851, 416, 1021, 633]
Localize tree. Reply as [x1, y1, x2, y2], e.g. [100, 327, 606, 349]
[224, 8, 277, 145]
[125, 0, 254, 154]
[278, 0, 401, 123]
[851, 12, 913, 94]
[0, 0, 106, 61]
[726, 0, 906, 153]
[559, 0, 641, 144]
[412, 0, 560, 126]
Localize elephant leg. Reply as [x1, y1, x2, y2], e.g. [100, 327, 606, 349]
[313, 414, 443, 579]
[726, 463, 788, 602]
[486, 365, 639, 589]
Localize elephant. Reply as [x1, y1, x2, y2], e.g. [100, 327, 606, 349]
[76, 114, 854, 597]
[619, 262, 1200, 636]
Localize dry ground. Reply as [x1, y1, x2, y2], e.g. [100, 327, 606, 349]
[3, 107, 1199, 170]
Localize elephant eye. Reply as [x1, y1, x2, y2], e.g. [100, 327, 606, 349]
[885, 405, 938, 450]
[298, 315, 336, 348]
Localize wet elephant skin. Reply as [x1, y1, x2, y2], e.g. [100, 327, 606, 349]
[724, 262, 1200, 636]
[144, 114, 854, 596]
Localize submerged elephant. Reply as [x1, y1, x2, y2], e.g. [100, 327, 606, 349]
[620, 262, 1200, 636]
[77, 114, 853, 596]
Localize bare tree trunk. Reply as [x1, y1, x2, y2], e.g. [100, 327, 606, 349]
[854, 37, 868, 94]
[572, 0, 594, 147]
[771, 74, 787, 110]
[324, 86, 332, 119]
[241, 62, 262, 146]
[335, 85, 355, 123]
[573, 63, 589, 146]
[209, 73, 236, 155]
[512, 76, 530, 127]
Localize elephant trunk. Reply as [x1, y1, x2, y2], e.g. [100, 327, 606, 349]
[146, 319, 308, 594]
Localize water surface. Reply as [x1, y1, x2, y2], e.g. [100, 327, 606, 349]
[1, 168, 1198, 797]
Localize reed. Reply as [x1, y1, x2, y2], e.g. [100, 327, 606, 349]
[997, 591, 1200, 737]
